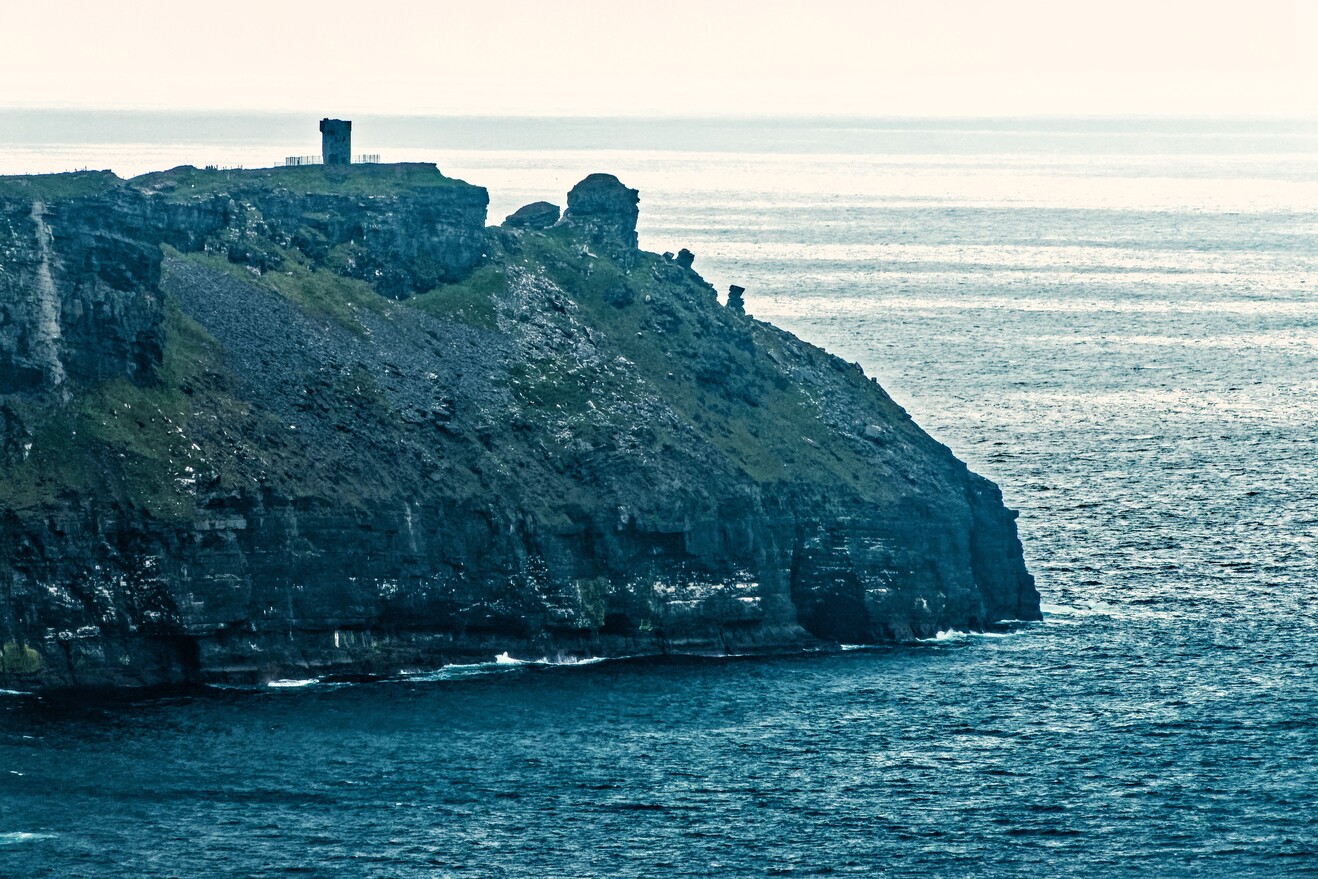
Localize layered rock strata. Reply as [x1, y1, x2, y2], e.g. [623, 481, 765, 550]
[0, 164, 1038, 690]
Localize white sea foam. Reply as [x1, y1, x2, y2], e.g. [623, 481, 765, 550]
[266, 678, 319, 688]
[400, 654, 609, 683]
[915, 630, 969, 643]
[1041, 602, 1120, 617]
[919, 629, 1016, 644]
[0, 832, 56, 844]
[398, 664, 493, 682]
[496, 652, 608, 667]
[1040, 602, 1081, 615]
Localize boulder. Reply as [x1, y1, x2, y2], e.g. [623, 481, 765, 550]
[504, 201, 560, 229]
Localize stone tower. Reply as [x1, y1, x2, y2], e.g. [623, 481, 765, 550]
[320, 118, 351, 166]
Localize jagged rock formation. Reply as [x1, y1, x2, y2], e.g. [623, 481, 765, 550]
[0, 163, 1039, 690]
[560, 173, 639, 253]
[132, 163, 489, 297]
[727, 284, 746, 314]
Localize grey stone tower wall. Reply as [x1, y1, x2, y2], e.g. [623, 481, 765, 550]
[320, 118, 352, 166]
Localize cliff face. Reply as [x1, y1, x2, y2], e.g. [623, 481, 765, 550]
[131, 163, 490, 297]
[0, 165, 1038, 690]
[0, 179, 159, 394]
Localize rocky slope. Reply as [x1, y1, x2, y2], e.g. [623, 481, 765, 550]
[0, 163, 1038, 690]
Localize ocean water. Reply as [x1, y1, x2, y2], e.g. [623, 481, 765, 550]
[1, 115, 1316, 877]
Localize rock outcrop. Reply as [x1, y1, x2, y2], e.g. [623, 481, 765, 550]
[132, 163, 489, 298]
[560, 173, 639, 253]
[0, 164, 1039, 691]
[0, 180, 162, 397]
[504, 201, 561, 229]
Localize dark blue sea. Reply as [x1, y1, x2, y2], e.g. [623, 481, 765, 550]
[1, 115, 1316, 877]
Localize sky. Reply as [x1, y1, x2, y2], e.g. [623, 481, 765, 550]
[4, 0, 1318, 117]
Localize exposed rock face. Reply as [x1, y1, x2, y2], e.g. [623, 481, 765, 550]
[0, 190, 161, 396]
[727, 284, 746, 313]
[674, 248, 695, 269]
[133, 163, 489, 298]
[560, 173, 639, 253]
[0, 165, 1039, 691]
[504, 201, 561, 229]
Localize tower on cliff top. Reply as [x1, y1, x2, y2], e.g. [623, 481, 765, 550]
[320, 118, 351, 166]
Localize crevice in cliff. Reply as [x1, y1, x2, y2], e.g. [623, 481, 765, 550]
[28, 200, 68, 401]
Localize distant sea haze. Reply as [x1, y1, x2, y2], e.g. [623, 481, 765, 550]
[2, 114, 1316, 876]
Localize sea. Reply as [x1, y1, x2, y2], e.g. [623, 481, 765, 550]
[0, 114, 1315, 878]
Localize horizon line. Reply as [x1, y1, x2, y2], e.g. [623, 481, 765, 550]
[4, 106, 1318, 124]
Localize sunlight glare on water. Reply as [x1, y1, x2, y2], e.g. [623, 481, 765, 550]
[1, 116, 1315, 878]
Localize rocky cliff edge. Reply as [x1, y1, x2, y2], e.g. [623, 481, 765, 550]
[0, 164, 1039, 690]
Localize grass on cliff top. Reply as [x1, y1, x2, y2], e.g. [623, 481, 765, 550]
[0, 170, 121, 200]
[505, 227, 875, 488]
[262, 255, 389, 333]
[408, 265, 504, 330]
[174, 246, 388, 336]
[0, 297, 228, 520]
[131, 163, 474, 202]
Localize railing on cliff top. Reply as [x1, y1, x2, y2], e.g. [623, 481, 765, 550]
[282, 154, 381, 167]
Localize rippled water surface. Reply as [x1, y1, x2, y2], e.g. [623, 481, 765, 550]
[1, 117, 1316, 877]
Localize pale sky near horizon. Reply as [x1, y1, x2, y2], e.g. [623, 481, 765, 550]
[5, 0, 1318, 117]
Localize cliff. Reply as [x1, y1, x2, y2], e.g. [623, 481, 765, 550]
[0, 163, 1039, 690]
